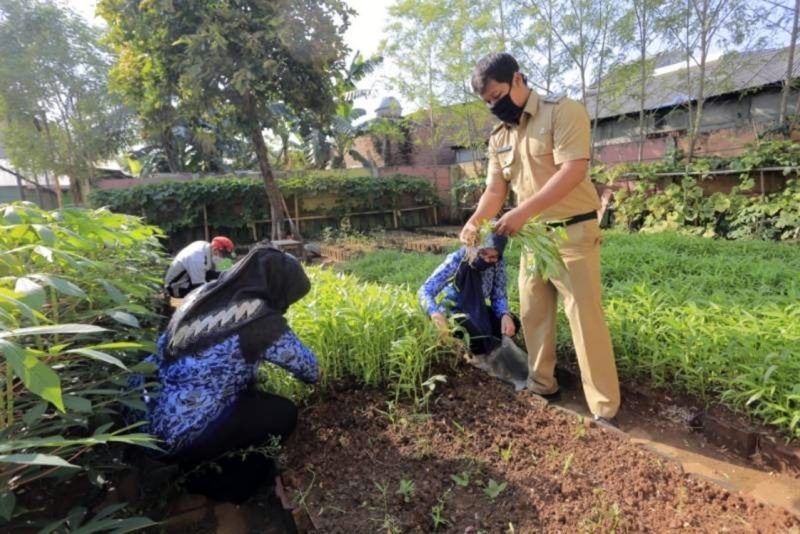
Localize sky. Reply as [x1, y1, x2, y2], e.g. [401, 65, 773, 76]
[66, 0, 400, 118]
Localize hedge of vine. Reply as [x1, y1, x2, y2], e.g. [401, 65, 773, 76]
[89, 174, 440, 235]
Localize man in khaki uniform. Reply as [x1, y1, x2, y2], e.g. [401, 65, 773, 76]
[462, 52, 620, 426]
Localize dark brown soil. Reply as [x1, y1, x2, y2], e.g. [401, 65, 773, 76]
[283, 366, 800, 533]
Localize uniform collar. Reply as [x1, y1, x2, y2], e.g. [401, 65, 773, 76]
[499, 89, 538, 131]
[523, 89, 539, 119]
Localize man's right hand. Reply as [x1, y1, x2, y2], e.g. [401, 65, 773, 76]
[459, 222, 479, 246]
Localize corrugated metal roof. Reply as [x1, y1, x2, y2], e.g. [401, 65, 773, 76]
[586, 47, 800, 120]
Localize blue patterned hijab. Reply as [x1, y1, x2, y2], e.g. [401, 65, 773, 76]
[453, 233, 508, 340]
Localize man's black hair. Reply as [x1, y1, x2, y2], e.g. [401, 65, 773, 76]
[471, 52, 521, 95]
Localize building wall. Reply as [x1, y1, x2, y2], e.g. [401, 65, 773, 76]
[0, 186, 22, 203]
[593, 87, 800, 165]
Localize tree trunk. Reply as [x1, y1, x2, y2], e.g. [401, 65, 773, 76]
[281, 133, 290, 167]
[779, 0, 800, 125]
[684, 42, 694, 163]
[636, 2, 648, 163]
[688, 2, 709, 164]
[249, 119, 285, 240]
[161, 126, 182, 173]
[590, 10, 610, 163]
[41, 118, 63, 208]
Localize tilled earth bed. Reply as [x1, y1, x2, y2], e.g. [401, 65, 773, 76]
[283, 367, 800, 533]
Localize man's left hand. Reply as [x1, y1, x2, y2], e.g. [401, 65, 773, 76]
[494, 207, 530, 236]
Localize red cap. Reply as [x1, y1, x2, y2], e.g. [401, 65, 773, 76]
[211, 236, 235, 256]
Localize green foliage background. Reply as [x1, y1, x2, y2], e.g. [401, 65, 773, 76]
[89, 175, 440, 236]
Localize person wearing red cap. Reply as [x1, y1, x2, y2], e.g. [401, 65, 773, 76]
[165, 236, 236, 298]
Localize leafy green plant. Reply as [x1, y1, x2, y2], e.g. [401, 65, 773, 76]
[396, 479, 415, 503]
[572, 416, 588, 440]
[580, 489, 621, 533]
[450, 471, 470, 487]
[475, 219, 566, 281]
[605, 140, 800, 241]
[89, 174, 440, 236]
[375, 400, 399, 426]
[416, 374, 446, 411]
[0, 202, 166, 524]
[430, 500, 451, 530]
[482, 479, 507, 500]
[284, 268, 453, 404]
[38, 504, 156, 534]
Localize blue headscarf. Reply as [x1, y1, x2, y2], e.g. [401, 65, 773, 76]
[453, 232, 508, 350]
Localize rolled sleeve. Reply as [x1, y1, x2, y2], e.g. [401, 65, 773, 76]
[552, 99, 591, 165]
[486, 134, 507, 186]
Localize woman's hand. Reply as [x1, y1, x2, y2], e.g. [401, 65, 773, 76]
[430, 312, 449, 335]
[501, 314, 516, 337]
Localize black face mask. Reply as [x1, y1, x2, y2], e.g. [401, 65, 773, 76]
[490, 91, 525, 124]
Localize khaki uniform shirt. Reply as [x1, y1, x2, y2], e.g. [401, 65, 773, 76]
[486, 90, 600, 221]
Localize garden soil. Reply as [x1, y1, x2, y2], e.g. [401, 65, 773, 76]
[282, 366, 800, 533]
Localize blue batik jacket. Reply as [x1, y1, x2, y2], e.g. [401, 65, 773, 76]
[128, 330, 318, 455]
[417, 248, 510, 319]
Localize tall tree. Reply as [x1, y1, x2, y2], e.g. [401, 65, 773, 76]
[535, 0, 620, 104]
[383, 0, 503, 167]
[659, 0, 754, 162]
[778, 0, 800, 124]
[623, 0, 667, 161]
[518, 0, 567, 94]
[100, 0, 353, 239]
[319, 52, 383, 169]
[0, 0, 132, 205]
[383, 1, 448, 165]
[586, 0, 625, 161]
[750, 0, 799, 127]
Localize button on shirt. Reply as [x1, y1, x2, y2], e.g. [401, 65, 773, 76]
[486, 91, 600, 221]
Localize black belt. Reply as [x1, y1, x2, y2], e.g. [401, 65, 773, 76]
[546, 211, 597, 228]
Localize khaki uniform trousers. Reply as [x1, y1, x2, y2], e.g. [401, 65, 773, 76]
[519, 219, 620, 418]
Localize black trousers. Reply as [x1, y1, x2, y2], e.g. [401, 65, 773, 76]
[172, 390, 298, 504]
[455, 306, 521, 355]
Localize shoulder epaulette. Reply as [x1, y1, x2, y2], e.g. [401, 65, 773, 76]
[491, 121, 506, 134]
[542, 92, 566, 104]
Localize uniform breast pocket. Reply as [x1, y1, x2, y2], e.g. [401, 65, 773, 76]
[500, 149, 518, 180]
[528, 131, 553, 156]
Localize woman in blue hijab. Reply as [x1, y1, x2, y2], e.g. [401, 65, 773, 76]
[127, 245, 319, 504]
[418, 233, 519, 356]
